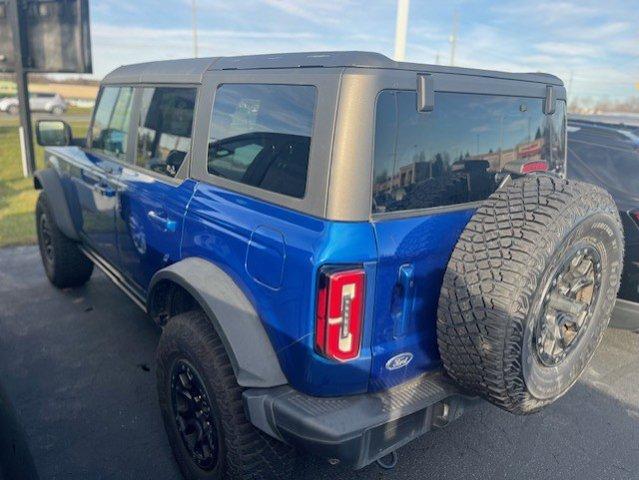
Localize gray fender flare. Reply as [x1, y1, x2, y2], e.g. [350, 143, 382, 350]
[148, 257, 288, 388]
[33, 168, 80, 240]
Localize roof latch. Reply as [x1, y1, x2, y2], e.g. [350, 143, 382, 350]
[417, 73, 434, 112]
[543, 85, 556, 115]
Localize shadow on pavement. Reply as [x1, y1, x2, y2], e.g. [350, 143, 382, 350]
[0, 383, 39, 480]
[0, 246, 637, 480]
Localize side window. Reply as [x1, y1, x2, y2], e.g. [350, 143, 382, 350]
[372, 91, 555, 214]
[207, 84, 316, 199]
[135, 87, 197, 178]
[90, 86, 134, 161]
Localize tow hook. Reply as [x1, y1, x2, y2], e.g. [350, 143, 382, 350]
[376, 450, 398, 470]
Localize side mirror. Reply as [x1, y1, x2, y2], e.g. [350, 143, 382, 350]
[35, 120, 72, 147]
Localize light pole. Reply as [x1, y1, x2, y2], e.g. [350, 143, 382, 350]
[393, 0, 410, 61]
[449, 9, 458, 66]
[191, 0, 198, 58]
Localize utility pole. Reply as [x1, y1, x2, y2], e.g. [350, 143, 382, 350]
[8, 0, 35, 176]
[567, 70, 574, 98]
[435, 51, 440, 65]
[449, 9, 458, 66]
[393, 0, 410, 61]
[191, 0, 198, 58]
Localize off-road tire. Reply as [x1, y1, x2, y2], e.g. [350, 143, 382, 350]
[437, 175, 624, 414]
[157, 310, 296, 480]
[35, 192, 93, 288]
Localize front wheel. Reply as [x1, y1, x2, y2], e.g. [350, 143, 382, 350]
[156, 310, 296, 480]
[36, 192, 93, 288]
[50, 106, 64, 115]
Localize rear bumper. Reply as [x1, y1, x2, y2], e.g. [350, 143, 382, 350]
[243, 371, 476, 469]
[611, 298, 639, 331]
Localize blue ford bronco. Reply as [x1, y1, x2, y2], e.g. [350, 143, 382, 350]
[33, 52, 624, 479]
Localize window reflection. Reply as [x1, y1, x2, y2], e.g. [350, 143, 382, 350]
[136, 87, 197, 178]
[208, 84, 316, 199]
[372, 91, 566, 214]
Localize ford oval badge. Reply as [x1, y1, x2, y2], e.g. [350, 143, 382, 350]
[385, 352, 413, 371]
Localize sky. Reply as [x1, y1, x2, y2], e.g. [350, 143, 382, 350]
[89, 0, 639, 101]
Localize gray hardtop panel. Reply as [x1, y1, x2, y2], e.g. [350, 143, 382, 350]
[326, 68, 566, 221]
[101, 51, 563, 87]
[102, 57, 221, 85]
[208, 51, 563, 86]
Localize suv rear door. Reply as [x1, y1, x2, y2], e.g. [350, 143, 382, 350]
[369, 88, 566, 391]
[116, 86, 198, 290]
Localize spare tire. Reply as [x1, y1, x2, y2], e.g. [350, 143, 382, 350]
[437, 175, 624, 414]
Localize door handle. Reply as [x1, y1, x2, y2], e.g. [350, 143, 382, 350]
[92, 182, 115, 197]
[392, 264, 415, 338]
[147, 210, 177, 233]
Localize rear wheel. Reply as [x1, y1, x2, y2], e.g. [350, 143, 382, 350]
[36, 192, 93, 288]
[157, 310, 296, 480]
[437, 175, 624, 413]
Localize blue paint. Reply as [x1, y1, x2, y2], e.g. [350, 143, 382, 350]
[369, 209, 475, 391]
[181, 182, 378, 396]
[49, 145, 476, 396]
[246, 226, 286, 290]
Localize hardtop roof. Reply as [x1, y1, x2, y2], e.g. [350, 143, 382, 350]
[101, 51, 563, 86]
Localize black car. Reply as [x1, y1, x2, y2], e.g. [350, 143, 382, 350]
[567, 118, 639, 327]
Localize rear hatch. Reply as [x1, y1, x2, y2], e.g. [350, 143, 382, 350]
[369, 87, 566, 391]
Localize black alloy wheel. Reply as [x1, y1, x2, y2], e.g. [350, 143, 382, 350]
[534, 245, 602, 366]
[170, 358, 220, 472]
[38, 214, 55, 268]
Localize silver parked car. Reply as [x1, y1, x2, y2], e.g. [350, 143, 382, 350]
[0, 92, 67, 115]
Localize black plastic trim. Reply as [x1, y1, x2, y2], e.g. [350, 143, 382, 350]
[243, 370, 476, 469]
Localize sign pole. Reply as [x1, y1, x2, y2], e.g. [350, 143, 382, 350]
[8, 0, 36, 177]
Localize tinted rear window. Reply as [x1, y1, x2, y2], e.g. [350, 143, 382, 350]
[568, 124, 639, 197]
[207, 84, 316, 199]
[372, 91, 566, 214]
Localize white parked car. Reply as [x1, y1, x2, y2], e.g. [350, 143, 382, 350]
[0, 92, 67, 115]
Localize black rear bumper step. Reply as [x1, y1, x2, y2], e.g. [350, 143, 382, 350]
[243, 371, 476, 469]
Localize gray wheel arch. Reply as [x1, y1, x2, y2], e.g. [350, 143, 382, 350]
[33, 168, 80, 241]
[148, 257, 288, 388]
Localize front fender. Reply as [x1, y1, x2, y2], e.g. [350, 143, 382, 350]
[148, 257, 288, 388]
[33, 168, 80, 241]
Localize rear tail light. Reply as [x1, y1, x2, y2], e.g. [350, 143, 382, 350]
[315, 267, 365, 362]
[520, 161, 549, 174]
[630, 210, 639, 227]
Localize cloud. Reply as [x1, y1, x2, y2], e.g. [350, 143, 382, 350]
[492, 1, 600, 24]
[259, 0, 354, 27]
[534, 42, 602, 58]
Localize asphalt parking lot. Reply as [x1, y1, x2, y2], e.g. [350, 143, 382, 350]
[1, 245, 638, 480]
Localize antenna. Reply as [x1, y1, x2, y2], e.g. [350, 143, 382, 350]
[393, 0, 410, 61]
[449, 9, 458, 66]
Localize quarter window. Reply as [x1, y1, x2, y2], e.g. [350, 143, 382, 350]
[372, 91, 566, 214]
[90, 86, 134, 161]
[207, 84, 316, 199]
[135, 87, 197, 178]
